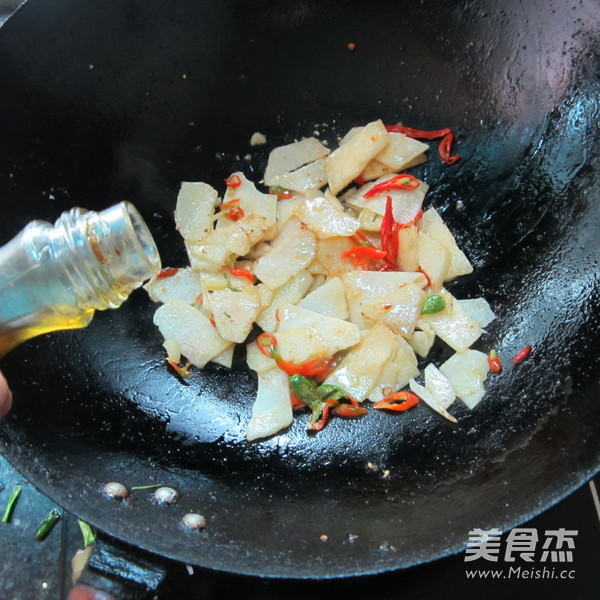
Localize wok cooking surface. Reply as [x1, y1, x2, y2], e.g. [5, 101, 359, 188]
[0, 0, 598, 578]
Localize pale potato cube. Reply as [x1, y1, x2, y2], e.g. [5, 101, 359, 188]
[255, 270, 313, 332]
[409, 378, 457, 423]
[246, 367, 293, 441]
[263, 197, 301, 241]
[456, 298, 496, 328]
[360, 152, 428, 182]
[316, 236, 361, 275]
[174, 182, 219, 242]
[268, 158, 328, 193]
[144, 267, 203, 306]
[294, 190, 360, 239]
[324, 323, 395, 402]
[424, 363, 455, 409]
[276, 303, 360, 356]
[374, 132, 429, 170]
[440, 349, 489, 409]
[264, 137, 330, 185]
[153, 300, 230, 368]
[185, 240, 230, 272]
[275, 326, 330, 363]
[410, 321, 436, 358]
[343, 270, 428, 328]
[246, 340, 277, 373]
[253, 218, 317, 289]
[211, 343, 235, 368]
[162, 338, 181, 363]
[367, 335, 419, 403]
[208, 286, 261, 343]
[420, 290, 482, 352]
[361, 283, 425, 338]
[418, 208, 473, 280]
[396, 225, 419, 272]
[326, 120, 391, 194]
[298, 277, 349, 320]
[225, 172, 277, 225]
[418, 230, 451, 292]
[357, 208, 383, 232]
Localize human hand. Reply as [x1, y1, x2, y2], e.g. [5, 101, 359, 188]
[0, 370, 12, 419]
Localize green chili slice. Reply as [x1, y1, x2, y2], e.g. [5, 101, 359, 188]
[2, 484, 22, 523]
[35, 508, 62, 541]
[421, 294, 446, 315]
[77, 519, 96, 547]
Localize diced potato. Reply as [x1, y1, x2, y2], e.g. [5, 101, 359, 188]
[456, 298, 496, 328]
[275, 326, 330, 363]
[324, 323, 395, 402]
[361, 283, 425, 337]
[144, 267, 203, 306]
[424, 363, 455, 409]
[298, 277, 349, 319]
[225, 172, 277, 225]
[419, 289, 482, 352]
[264, 137, 330, 185]
[409, 378, 457, 423]
[276, 303, 360, 356]
[220, 214, 274, 256]
[367, 335, 419, 403]
[294, 190, 360, 239]
[255, 270, 313, 332]
[306, 259, 328, 276]
[186, 240, 230, 272]
[373, 132, 429, 170]
[418, 230, 451, 292]
[326, 120, 390, 194]
[211, 343, 235, 368]
[199, 272, 252, 314]
[343, 270, 428, 328]
[246, 340, 276, 373]
[153, 299, 230, 368]
[162, 338, 181, 363]
[396, 225, 419, 272]
[174, 182, 219, 242]
[315, 236, 359, 276]
[359, 153, 428, 182]
[418, 208, 473, 280]
[268, 158, 328, 193]
[253, 218, 317, 289]
[246, 367, 293, 441]
[440, 349, 489, 409]
[410, 320, 436, 357]
[263, 197, 301, 241]
[208, 286, 261, 343]
[357, 208, 383, 232]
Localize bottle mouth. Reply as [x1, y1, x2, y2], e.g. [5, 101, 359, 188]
[96, 202, 162, 289]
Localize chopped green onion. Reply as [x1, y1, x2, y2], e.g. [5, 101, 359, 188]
[223, 273, 241, 292]
[130, 484, 163, 491]
[421, 294, 446, 315]
[77, 519, 96, 547]
[2, 484, 22, 523]
[35, 508, 62, 541]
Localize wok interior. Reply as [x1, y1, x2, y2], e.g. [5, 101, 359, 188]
[0, 0, 598, 577]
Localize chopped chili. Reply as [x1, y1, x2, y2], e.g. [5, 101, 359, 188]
[385, 124, 461, 165]
[512, 345, 531, 364]
[225, 174, 242, 188]
[224, 206, 245, 221]
[167, 359, 193, 379]
[156, 267, 179, 279]
[373, 391, 420, 411]
[230, 266, 255, 282]
[352, 230, 375, 248]
[421, 294, 446, 314]
[220, 198, 240, 211]
[269, 186, 294, 200]
[341, 245, 388, 266]
[363, 174, 419, 199]
[380, 196, 399, 263]
[488, 349, 503, 374]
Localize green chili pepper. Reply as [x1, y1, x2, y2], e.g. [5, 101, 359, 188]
[130, 484, 163, 491]
[289, 374, 325, 427]
[421, 294, 446, 315]
[223, 273, 241, 292]
[2, 484, 22, 523]
[77, 519, 96, 547]
[35, 508, 62, 541]
[317, 384, 352, 402]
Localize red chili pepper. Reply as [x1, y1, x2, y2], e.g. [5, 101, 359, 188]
[225, 174, 242, 188]
[417, 268, 432, 288]
[488, 350, 503, 374]
[380, 195, 400, 265]
[385, 125, 460, 165]
[363, 174, 419, 199]
[512, 345, 532, 364]
[225, 206, 245, 221]
[230, 266, 255, 282]
[167, 359, 193, 379]
[310, 401, 333, 431]
[333, 404, 369, 418]
[373, 391, 420, 411]
[156, 267, 179, 279]
[220, 198, 240, 211]
[397, 209, 424, 229]
[341, 245, 388, 266]
[351, 230, 375, 248]
[354, 175, 367, 186]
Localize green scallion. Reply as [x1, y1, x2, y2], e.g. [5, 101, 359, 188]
[77, 519, 96, 547]
[35, 508, 62, 541]
[130, 484, 163, 491]
[421, 294, 446, 315]
[1, 484, 22, 523]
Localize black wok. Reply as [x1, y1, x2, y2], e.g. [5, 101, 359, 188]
[0, 0, 598, 581]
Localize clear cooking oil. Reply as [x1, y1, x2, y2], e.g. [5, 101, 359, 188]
[0, 202, 161, 357]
